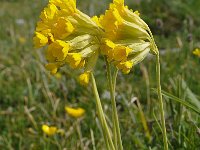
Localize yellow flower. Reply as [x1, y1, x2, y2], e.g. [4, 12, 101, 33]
[65, 106, 85, 118]
[33, 32, 48, 48]
[50, 0, 77, 14]
[116, 60, 133, 74]
[96, 0, 157, 74]
[42, 124, 57, 136]
[66, 53, 85, 69]
[40, 3, 58, 22]
[92, 16, 102, 28]
[52, 17, 74, 39]
[99, 0, 149, 41]
[100, 38, 116, 55]
[78, 72, 90, 85]
[45, 63, 58, 74]
[112, 45, 131, 61]
[193, 48, 200, 57]
[46, 40, 69, 62]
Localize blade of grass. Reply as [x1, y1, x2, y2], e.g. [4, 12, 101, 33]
[152, 89, 200, 115]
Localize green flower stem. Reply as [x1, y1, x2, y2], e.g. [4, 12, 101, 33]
[147, 26, 168, 150]
[113, 69, 118, 95]
[106, 60, 123, 150]
[76, 121, 84, 150]
[91, 73, 115, 150]
[112, 69, 118, 149]
[156, 53, 168, 150]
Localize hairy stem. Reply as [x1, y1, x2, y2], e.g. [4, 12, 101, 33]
[156, 54, 168, 150]
[106, 61, 123, 150]
[91, 73, 115, 150]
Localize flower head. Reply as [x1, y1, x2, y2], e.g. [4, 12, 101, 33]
[97, 0, 157, 73]
[99, 0, 150, 41]
[65, 106, 85, 118]
[42, 124, 57, 136]
[33, 0, 103, 80]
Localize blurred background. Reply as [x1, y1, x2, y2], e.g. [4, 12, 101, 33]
[0, 0, 200, 149]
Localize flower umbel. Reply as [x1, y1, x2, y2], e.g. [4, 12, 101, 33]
[33, 0, 103, 81]
[97, 0, 157, 74]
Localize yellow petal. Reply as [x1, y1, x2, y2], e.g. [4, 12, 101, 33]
[92, 16, 102, 28]
[52, 17, 74, 39]
[66, 53, 84, 69]
[193, 48, 200, 57]
[33, 32, 48, 48]
[100, 38, 116, 55]
[40, 4, 58, 21]
[51, 0, 77, 14]
[78, 72, 90, 86]
[45, 63, 58, 74]
[42, 125, 57, 136]
[116, 61, 133, 74]
[47, 40, 69, 61]
[65, 107, 85, 118]
[113, 45, 131, 61]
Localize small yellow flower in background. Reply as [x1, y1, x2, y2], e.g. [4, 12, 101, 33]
[65, 106, 85, 118]
[42, 124, 57, 136]
[193, 48, 200, 57]
[78, 72, 90, 86]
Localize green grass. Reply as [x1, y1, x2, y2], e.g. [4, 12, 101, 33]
[0, 0, 200, 149]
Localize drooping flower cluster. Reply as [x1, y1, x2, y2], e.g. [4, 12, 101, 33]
[33, 0, 103, 85]
[33, 0, 158, 83]
[96, 0, 158, 74]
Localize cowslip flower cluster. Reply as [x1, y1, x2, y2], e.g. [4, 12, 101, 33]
[34, 0, 157, 83]
[96, 0, 157, 74]
[33, 0, 103, 85]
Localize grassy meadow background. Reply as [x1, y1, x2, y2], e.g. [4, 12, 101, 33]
[0, 0, 200, 149]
